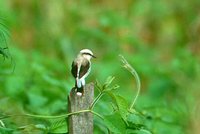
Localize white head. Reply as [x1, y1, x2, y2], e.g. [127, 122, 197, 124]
[80, 49, 96, 60]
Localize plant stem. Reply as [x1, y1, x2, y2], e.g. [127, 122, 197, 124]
[0, 109, 103, 120]
[25, 109, 91, 119]
[119, 55, 141, 111]
[90, 111, 104, 119]
[90, 92, 104, 110]
[129, 68, 141, 110]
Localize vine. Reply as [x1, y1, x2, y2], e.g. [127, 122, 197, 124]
[119, 55, 141, 112]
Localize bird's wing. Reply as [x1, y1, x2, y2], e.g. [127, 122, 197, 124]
[71, 61, 78, 78]
[71, 59, 90, 79]
[79, 60, 90, 79]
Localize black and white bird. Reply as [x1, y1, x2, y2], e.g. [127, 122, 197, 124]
[71, 49, 96, 96]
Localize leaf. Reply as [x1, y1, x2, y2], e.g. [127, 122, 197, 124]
[48, 119, 68, 133]
[107, 92, 129, 124]
[0, 127, 14, 133]
[103, 112, 126, 134]
[127, 114, 146, 131]
[0, 19, 9, 60]
[115, 96, 129, 117]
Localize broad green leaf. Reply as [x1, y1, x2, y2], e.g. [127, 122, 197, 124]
[94, 117, 109, 134]
[114, 95, 129, 120]
[103, 112, 126, 134]
[127, 114, 144, 125]
[48, 119, 68, 133]
[127, 114, 146, 130]
[0, 127, 14, 133]
[106, 91, 129, 124]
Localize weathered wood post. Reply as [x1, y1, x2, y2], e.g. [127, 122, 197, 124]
[68, 83, 94, 134]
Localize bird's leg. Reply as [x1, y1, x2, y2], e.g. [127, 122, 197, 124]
[76, 78, 85, 96]
[81, 79, 86, 87]
[76, 78, 82, 88]
[81, 79, 86, 95]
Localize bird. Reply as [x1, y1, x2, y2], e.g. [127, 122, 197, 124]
[71, 49, 96, 96]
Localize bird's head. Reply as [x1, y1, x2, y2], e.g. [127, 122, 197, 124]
[80, 49, 96, 60]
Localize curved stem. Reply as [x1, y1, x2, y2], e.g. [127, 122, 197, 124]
[129, 68, 141, 110]
[119, 55, 141, 111]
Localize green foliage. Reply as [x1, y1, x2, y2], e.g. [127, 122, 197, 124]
[110, 94, 129, 124]
[90, 74, 150, 133]
[47, 119, 68, 133]
[0, 19, 9, 59]
[1, 0, 200, 133]
[103, 112, 127, 134]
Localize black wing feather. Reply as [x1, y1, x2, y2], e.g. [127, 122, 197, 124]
[71, 60, 90, 79]
[71, 61, 78, 78]
[79, 61, 90, 78]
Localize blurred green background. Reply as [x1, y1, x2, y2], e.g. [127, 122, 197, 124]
[0, 0, 200, 133]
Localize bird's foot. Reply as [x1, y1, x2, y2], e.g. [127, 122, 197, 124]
[76, 92, 83, 96]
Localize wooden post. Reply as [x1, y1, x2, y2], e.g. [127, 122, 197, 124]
[68, 83, 94, 134]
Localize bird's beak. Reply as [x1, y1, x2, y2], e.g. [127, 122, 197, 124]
[92, 55, 97, 58]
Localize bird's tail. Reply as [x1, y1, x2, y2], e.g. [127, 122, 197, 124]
[75, 78, 84, 96]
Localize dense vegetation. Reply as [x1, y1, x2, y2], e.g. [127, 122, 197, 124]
[0, 0, 200, 133]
